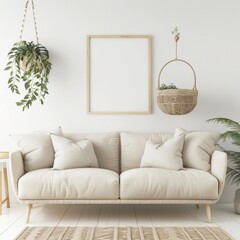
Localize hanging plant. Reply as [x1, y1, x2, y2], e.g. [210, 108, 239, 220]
[4, 0, 52, 111]
[156, 27, 198, 115]
[5, 41, 51, 110]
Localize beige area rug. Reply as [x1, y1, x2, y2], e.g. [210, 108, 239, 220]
[16, 226, 234, 240]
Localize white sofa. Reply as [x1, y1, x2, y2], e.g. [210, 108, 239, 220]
[9, 131, 227, 223]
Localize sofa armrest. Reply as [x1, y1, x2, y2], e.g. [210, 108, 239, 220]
[9, 151, 25, 200]
[211, 150, 227, 197]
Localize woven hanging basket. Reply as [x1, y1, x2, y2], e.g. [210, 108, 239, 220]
[156, 59, 198, 115]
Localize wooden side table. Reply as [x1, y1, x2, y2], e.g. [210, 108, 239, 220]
[0, 152, 10, 214]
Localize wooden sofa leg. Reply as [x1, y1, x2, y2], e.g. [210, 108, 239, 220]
[195, 204, 199, 209]
[205, 204, 212, 223]
[26, 204, 33, 223]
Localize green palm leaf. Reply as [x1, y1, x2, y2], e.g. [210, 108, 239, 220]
[221, 131, 240, 146]
[227, 167, 240, 187]
[225, 151, 240, 167]
[207, 118, 240, 131]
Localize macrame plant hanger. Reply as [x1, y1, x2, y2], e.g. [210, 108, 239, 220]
[156, 29, 198, 115]
[19, 0, 39, 44]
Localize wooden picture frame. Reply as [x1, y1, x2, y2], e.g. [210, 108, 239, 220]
[87, 35, 152, 114]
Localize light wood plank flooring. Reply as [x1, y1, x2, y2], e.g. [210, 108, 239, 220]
[0, 204, 239, 240]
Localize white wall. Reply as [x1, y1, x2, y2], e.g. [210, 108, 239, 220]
[0, 0, 239, 203]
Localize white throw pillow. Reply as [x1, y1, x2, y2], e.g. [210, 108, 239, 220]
[175, 127, 220, 171]
[140, 133, 185, 170]
[51, 134, 99, 170]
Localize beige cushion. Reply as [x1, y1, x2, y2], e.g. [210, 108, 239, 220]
[18, 168, 119, 200]
[11, 134, 54, 172]
[64, 132, 119, 173]
[175, 127, 220, 171]
[120, 168, 218, 200]
[51, 135, 99, 170]
[120, 132, 172, 172]
[140, 134, 185, 170]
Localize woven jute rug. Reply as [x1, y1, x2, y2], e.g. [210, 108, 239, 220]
[16, 226, 234, 240]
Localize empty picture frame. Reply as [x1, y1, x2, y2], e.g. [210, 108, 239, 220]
[87, 35, 152, 114]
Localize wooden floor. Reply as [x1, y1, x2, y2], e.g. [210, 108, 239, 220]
[0, 204, 240, 240]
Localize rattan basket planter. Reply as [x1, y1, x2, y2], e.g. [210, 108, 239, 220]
[156, 88, 198, 115]
[156, 59, 198, 115]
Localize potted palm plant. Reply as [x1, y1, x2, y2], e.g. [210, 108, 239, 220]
[207, 118, 240, 214]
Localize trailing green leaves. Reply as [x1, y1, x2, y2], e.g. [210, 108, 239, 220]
[5, 41, 52, 111]
[207, 118, 240, 186]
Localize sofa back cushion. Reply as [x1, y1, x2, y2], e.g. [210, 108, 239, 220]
[64, 132, 120, 173]
[12, 134, 55, 172]
[120, 132, 172, 172]
[175, 127, 220, 171]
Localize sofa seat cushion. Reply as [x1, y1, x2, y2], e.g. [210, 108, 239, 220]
[120, 168, 218, 200]
[18, 168, 119, 200]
